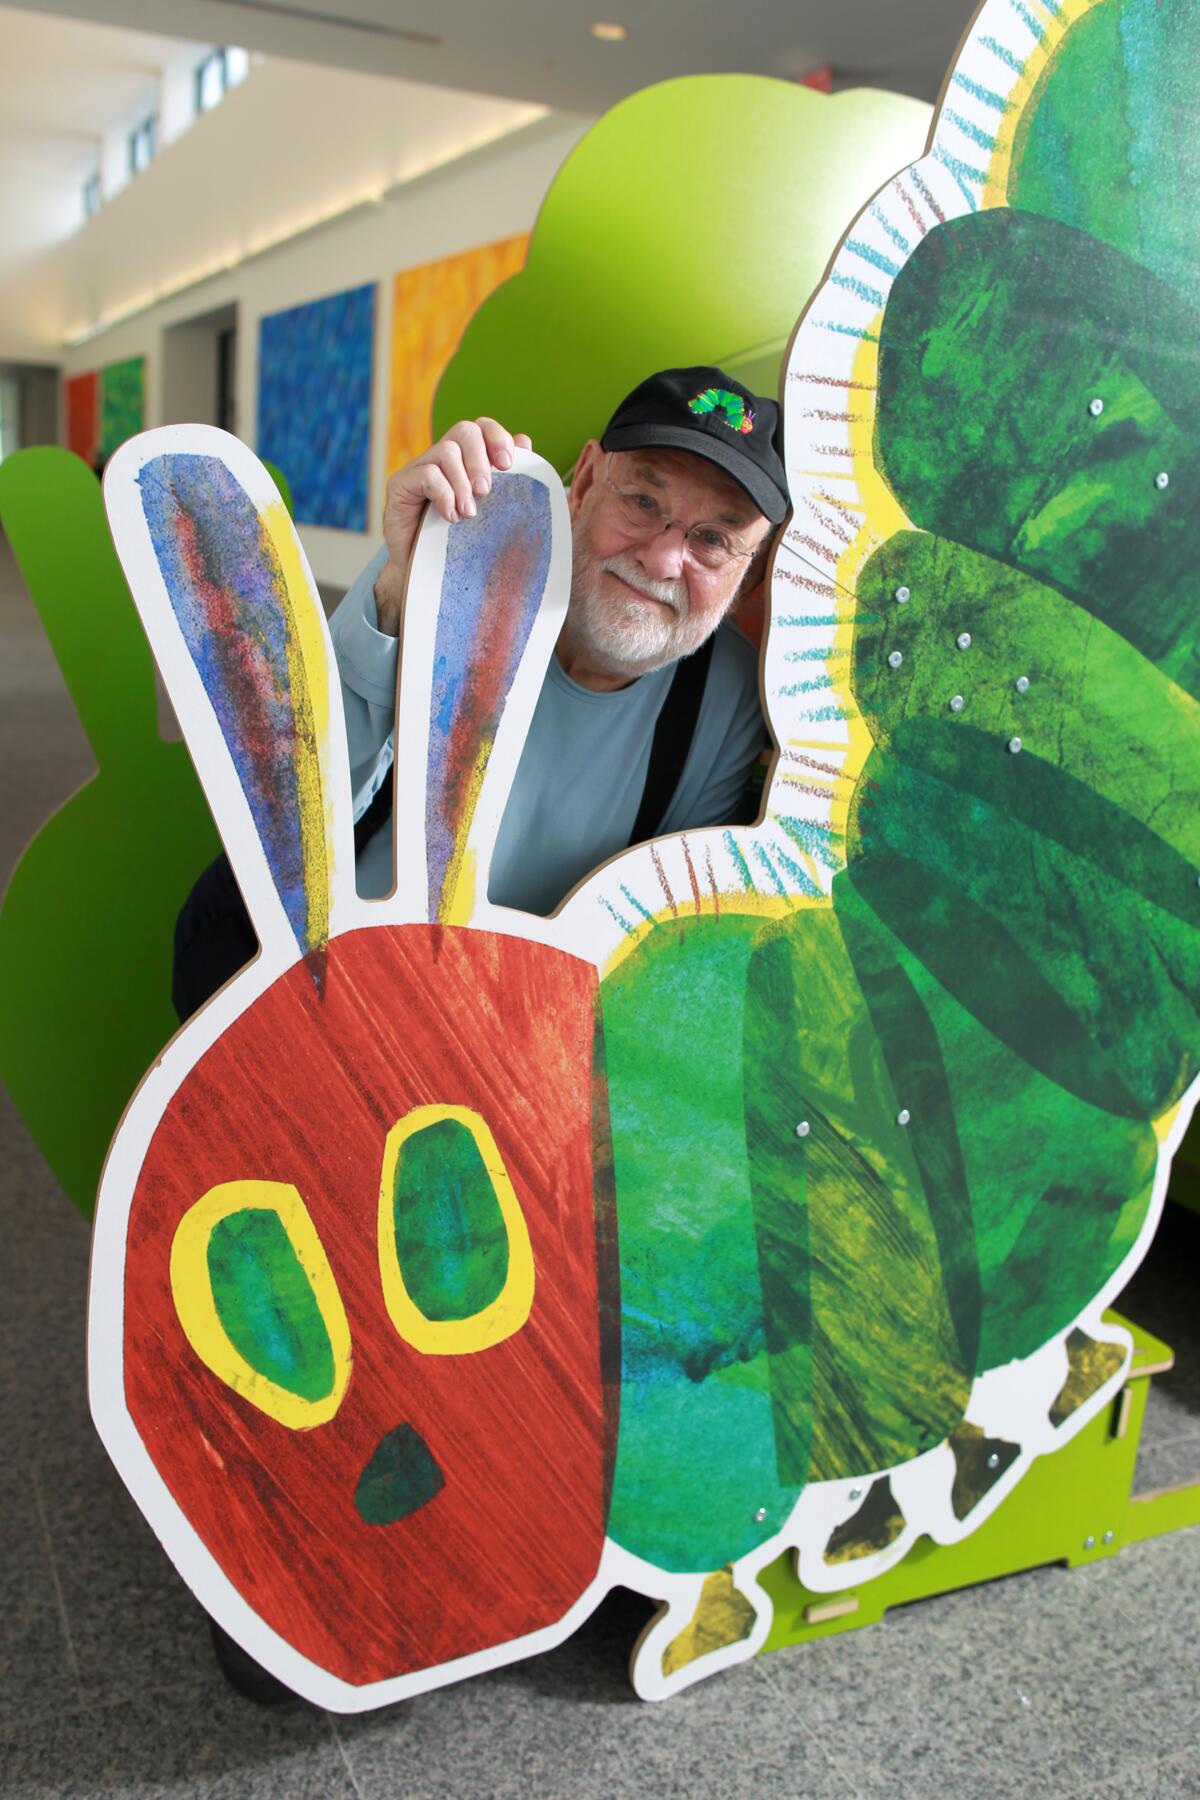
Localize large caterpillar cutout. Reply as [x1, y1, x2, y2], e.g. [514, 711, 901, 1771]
[89, 0, 1199, 1710]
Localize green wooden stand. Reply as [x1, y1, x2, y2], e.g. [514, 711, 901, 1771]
[760, 1311, 1200, 1652]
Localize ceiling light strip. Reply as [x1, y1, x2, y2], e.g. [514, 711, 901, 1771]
[213, 0, 442, 46]
[61, 111, 553, 350]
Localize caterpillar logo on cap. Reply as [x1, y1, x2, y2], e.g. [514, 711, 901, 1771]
[687, 387, 755, 435]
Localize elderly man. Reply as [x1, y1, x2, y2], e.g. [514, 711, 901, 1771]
[333, 365, 789, 918]
[172, 366, 787, 1027]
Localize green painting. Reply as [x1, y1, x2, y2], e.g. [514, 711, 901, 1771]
[100, 356, 145, 460]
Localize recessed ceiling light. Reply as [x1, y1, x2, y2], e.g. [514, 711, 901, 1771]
[591, 21, 627, 40]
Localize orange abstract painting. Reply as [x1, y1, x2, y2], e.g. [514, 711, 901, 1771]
[387, 236, 529, 474]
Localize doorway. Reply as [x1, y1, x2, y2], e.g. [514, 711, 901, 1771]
[162, 304, 238, 434]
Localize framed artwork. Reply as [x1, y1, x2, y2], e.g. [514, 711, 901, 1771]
[257, 283, 376, 531]
[388, 236, 528, 474]
[66, 371, 99, 463]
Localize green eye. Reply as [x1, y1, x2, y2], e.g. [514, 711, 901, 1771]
[391, 1117, 508, 1321]
[208, 1209, 335, 1402]
[377, 1105, 535, 1356]
[171, 1182, 352, 1428]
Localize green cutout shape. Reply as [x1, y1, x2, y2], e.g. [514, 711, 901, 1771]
[1011, 0, 1200, 315]
[876, 208, 1200, 698]
[391, 1117, 509, 1321]
[434, 76, 932, 473]
[0, 448, 293, 1218]
[207, 1208, 335, 1402]
[354, 1423, 445, 1526]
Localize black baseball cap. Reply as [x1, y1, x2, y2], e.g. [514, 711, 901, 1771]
[601, 366, 789, 525]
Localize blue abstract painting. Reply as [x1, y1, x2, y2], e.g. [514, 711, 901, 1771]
[257, 284, 376, 531]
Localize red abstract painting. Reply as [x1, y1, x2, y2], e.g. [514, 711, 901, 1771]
[66, 372, 98, 464]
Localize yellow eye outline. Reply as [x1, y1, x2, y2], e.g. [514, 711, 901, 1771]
[170, 1181, 352, 1428]
[377, 1105, 535, 1355]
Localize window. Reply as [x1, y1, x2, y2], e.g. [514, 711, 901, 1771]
[195, 46, 249, 116]
[195, 49, 224, 113]
[83, 171, 101, 218]
[129, 114, 157, 176]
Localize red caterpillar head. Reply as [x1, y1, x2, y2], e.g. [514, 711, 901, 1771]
[93, 431, 613, 1705]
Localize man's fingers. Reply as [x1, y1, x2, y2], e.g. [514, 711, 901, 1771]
[446, 420, 497, 497]
[386, 420, 532, 535]
[476, 417, 534, 479]
[415, 462, 460, 523]
[428, 438, 478, 518]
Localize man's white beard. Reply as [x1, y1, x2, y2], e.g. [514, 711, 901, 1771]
[566, 544, 720, 679]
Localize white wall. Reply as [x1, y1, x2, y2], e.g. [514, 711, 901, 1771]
[15, 57, 552, 356]
[38, 89, 586, 587]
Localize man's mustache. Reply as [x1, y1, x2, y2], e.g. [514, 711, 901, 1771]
[596, 554, 687, 617]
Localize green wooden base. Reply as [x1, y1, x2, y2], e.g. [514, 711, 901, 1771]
[760, 1311, 1200, 1653]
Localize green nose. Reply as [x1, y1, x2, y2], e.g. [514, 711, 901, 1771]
[354, 1424, 445, 1526]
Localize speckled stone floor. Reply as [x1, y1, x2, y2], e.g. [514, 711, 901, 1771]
[1, 529, 1197, 1799]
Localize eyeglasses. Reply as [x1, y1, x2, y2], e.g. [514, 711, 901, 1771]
[601, 455, 758, 571]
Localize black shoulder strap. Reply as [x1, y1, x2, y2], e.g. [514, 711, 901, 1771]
[354, 637, 718, 861]
[353, 770, 396, 857]
[628, 635, 716, 847]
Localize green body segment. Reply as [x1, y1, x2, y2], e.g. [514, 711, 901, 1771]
[839, 527, 1197, 1364]
[838, 874, 1159, 1370]
[207, 1210, 335, 1402]
[755, 913, 972, 1481]
[828, 896, 980, 1377]
[602, 916, 799, 1572]
[845, 729, 1199, 1120]
[740, 926, 814, 1490]
[875, 209, 1200, 697]
[390, 1118, 509, 1322]
[854, 534, 1200, 869]
[603, 908, 979, 1569]
[1012, 0, 1200, 312]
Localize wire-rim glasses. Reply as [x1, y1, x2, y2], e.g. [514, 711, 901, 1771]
[602, 455, 757, 570]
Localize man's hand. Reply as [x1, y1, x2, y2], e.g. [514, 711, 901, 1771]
[373, 419, 533, 636]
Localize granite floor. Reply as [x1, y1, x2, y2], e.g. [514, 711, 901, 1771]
[1, 526, 1198, 1799]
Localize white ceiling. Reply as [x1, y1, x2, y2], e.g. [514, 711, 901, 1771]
[0, 0, 973, 355]
[5, 0, 973, 114]
[0, 5, 209, 298]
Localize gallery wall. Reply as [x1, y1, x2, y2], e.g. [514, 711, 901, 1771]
[50, 116, 583, 589]
[0, 51, 580, 589]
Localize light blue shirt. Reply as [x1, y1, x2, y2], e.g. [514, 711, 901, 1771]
[330, 547, 766, 917]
